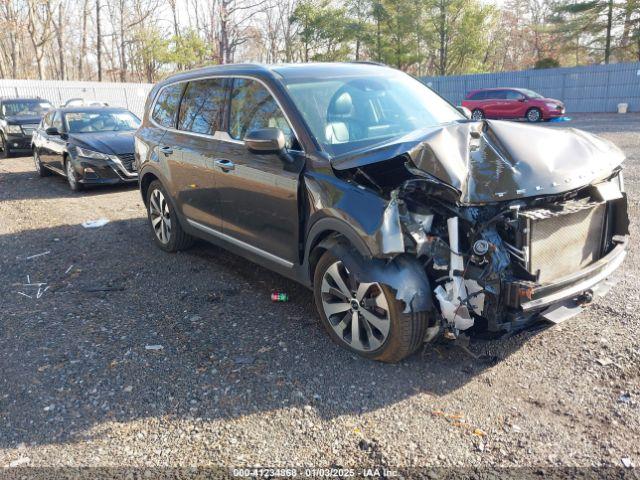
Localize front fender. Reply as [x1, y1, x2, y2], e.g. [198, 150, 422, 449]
[304, 172, 388, 257]
[321, 239, 433, 314]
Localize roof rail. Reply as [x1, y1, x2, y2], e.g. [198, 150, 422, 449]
[348, 61, 387, 67]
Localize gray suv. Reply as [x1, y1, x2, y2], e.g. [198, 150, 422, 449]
[135, 63, 629, 362]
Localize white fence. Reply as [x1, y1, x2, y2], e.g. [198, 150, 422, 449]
[0, 79, 154, 117]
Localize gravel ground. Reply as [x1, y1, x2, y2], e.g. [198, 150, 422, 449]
[0, 113, 639, 471]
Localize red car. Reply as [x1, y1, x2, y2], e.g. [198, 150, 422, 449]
[462, 88, 565, 122]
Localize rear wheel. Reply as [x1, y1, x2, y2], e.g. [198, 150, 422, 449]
[313, 250, 429, 362]
[471, 109, 485, 121]
[146, 180, 194, 252]
[34, 149, 50, 177]
[0, 133, 9, 159]
[526, 108, 542, 122]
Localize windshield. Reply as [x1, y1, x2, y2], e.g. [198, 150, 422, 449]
[520, 89, 544, 99]
[3, 100, 53, 117]
[64, 111, 140, 133]
[283, 71, 462, 155]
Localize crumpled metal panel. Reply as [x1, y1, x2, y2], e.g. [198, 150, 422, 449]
[332, 120, 625, 205]
[322, 240, 433, 314]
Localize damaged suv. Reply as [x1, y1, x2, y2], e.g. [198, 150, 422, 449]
[136, 63, 629, 362]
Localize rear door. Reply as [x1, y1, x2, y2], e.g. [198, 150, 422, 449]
[148, 82, 187, 201]
[172, 77, 227, 229]
[483, 90, 507, 118]
[35, 111, 54, 166]
[212, 77, 303, 266]
[47, 111, 66, 171]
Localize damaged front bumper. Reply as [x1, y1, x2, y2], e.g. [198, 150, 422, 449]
[504, 238, 628, 312]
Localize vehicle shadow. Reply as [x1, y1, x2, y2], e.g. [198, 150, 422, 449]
[0, 165, 137, 200]
[0, 218, 545, 450]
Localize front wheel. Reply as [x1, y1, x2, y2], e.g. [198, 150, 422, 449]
[146, 180, 194, 252]
[526, 108, 542, 122]
[65, 159, 83, 191]
[313, 250, 429, 362]
[471, 109, 485, 121]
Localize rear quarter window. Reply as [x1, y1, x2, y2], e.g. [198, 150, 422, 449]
[152, 83, 183, 128]
[469, 91, 486, 100]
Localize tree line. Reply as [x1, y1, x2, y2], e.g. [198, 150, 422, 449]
[0, 0, 638, 83]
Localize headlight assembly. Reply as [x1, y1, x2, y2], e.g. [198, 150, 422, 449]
[545, 103, 558, 109]
[6, 125, 22, 134]
[76, 146, 110, 160]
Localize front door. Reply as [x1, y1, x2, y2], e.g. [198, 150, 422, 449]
[213, 77, 303, 265]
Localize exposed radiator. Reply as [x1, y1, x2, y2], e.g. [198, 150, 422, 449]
[522, 201, 606, 283]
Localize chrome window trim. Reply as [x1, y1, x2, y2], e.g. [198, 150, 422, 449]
[186, 218, 294, 268]
[148, 74, 304, 153]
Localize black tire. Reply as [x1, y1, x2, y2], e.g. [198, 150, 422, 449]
[146, 180, 194, 252]
[526, 108, 542, 123]
[0, 133, 9, 159]
[313, 249, 429, 363]
[33, 149, 51, 177]
[471, 109, 485, 121]
[65, 158, 83, 192]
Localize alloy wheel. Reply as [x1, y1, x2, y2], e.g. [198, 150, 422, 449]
[33, 150, 41, 173]
[0, 134, 6, 158]
[527, 109, 541, 122]
[149, 188, 172, 244]
[66, 161, 77, 189]
[471, 109, 484, 121]
[320, 260, 390, 352]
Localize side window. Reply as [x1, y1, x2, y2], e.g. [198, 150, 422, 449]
[152, 83, 183, 128]
[505, 90, 523, 100]
[493, 90, 508, 100]
[41, 111, 53, 129]
[52, 111, 63, 130]
[177, 79, 226, 135]
[229, 78, 294, 147]
[471, 91, 485, 100]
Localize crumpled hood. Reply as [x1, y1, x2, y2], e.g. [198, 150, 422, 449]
[68, 131, 135, 155]
[332, 120, 625, 204]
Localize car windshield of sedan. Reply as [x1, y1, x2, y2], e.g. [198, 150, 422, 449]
[3, 100, 53, 117]
[65, 111, 141, 133]
[283, 72, 462, 155]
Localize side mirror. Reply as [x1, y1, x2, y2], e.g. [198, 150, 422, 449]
[46, 127, 60, 135]
[456, 106, 472, 119]
[244, 128, 285, 154]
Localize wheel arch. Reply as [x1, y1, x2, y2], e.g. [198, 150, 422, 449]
[305, 217, 373, 286]
[526, 106, 542, 120]
[140, 170, 160, 206]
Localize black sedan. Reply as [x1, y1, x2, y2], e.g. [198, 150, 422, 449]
[32, 107, 140, 191]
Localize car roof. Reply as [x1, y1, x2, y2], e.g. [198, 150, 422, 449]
[1, 97, 52, 103]
[156, 62, 398, 87]
[471, 87, 521, 92]
[57, 106, 129, 114]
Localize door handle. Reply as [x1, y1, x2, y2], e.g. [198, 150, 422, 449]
[214, 158, 235, 171]
[159, 146, 173, 156]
